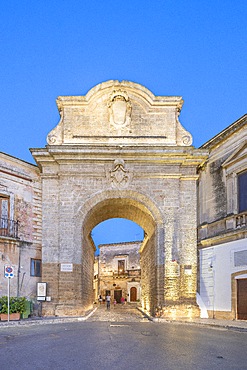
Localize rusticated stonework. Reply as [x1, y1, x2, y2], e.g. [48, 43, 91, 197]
[31, 80, 208, 318]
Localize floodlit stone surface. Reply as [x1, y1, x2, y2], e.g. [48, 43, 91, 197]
[31, 80, 208, 318]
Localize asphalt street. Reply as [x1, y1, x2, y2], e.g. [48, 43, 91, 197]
[0, 305, 247, 370]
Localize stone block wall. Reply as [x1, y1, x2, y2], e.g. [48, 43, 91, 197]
[140, 233, 157, 314]
[31, 80, 207, 318]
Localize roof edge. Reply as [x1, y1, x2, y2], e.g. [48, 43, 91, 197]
[200, 114, 247, 150]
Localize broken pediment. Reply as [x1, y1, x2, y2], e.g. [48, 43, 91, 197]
[47, 80, 192, 146]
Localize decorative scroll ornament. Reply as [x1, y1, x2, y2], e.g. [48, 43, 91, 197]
[109, 159, 131, 188]
[108, 90, 132, 129]
[175, 107, 193, 146]
[47, 108, 64, 145]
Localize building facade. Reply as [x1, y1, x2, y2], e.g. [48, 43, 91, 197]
[31, 80, 207, 318]
[97, 241, 141, 304]
[198, 114, 247, 319]
[0, 152, 42, 303]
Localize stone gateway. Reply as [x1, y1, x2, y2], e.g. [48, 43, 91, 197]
[31, 80, 208, 318]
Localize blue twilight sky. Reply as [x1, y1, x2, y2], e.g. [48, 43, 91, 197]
[1, 1, 246, 247]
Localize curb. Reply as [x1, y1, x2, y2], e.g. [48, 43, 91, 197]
[136, 307, 247, 332]
[0, 307, 97, 328]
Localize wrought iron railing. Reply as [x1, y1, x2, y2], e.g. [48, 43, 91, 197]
[113, 269, 141, 277]
[0, 217, 19, 238]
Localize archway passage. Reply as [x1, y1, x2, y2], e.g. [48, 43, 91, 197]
[92, 218, 144, 255]
[80, 195, 163, 316]
[92, 218, 144, 305]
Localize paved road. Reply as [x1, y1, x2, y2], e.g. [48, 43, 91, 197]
[0, 306, 247, 370]
[87, 303, 149, 322]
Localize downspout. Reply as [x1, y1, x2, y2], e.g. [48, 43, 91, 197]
[17, 241, 21, 297]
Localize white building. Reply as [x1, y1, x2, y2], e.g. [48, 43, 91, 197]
[198, 114, 247, 319]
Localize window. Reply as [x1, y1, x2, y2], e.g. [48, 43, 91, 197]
[238, 171, 247, 213]
[0, 196, 10, 235]
[118, 260, 125, 275]
[30, 259, 42, 277]
[0, 196, 9, 220]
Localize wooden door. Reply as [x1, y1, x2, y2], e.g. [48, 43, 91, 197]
[114, 290, 122, 303]
[237, 279, 247, 320]
[130, 287, 137, 302]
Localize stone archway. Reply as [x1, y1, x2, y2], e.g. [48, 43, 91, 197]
[77, 190, 164, 316]
[31, 80, 208, 318]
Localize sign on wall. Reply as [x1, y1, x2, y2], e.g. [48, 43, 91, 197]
[60, 263, 73, 272]
[37, 282, 47, 301]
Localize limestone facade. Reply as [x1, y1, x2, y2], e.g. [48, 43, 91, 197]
[31, 80, 208, 318]
[97, 241, 141, 304]
[0, 152, 42, 302]
[198, 114, 247, 319]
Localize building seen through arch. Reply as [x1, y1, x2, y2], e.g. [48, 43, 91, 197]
[94, 241, 142, 305]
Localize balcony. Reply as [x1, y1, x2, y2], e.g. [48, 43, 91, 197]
[198, 211, 247, 246]
[0, 217, 19, 239]
[113, 269, 141, 278]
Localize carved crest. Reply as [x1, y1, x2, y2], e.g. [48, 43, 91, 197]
[108, 90, 132, 129]
[108, 159, 131, 188]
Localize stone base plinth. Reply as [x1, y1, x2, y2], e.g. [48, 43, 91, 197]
[54, 304, 90, 317]
[42, 302, 93, 317]
[207, 310, 234, 320]
[155, 303, 200, 320]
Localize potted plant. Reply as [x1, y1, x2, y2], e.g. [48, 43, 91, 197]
[0, 296, 27, 321]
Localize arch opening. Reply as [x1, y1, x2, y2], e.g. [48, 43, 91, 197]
[91, 217, 144, 306]
[81, 196, 163, 315]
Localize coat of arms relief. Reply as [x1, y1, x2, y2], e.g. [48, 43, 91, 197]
[108, 90, 132, 131]
[106, 159, 133, 189]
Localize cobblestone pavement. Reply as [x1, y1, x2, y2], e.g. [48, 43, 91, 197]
[87, 303, 149, 322]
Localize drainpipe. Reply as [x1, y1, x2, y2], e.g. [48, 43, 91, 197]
[17, 241, 21, 297]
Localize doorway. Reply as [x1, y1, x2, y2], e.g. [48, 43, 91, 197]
[130, 287, 137, 302]
[237, 279, 247, 320]
[114, 290, 122, 303]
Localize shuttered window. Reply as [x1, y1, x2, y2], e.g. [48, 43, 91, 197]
[0, 196, 9, 219]
[0, 196, 10, 232]
[238, 171, 247, 212]
[118, 260, 125, 274]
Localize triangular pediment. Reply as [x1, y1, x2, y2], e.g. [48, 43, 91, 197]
[222, 141, 247, 168]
